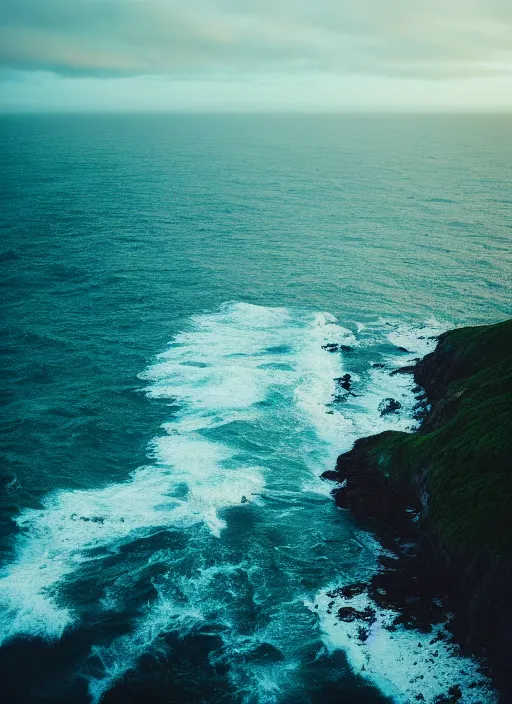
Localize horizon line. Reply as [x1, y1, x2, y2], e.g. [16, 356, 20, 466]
[2, 107, 512, 116]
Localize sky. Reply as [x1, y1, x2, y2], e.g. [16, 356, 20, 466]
[1, 0, 512, 112]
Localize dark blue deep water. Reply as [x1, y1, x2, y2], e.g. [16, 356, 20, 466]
[0, 114, 511, 704]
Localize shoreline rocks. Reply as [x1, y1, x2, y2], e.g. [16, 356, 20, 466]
[323, 318, 512, 699]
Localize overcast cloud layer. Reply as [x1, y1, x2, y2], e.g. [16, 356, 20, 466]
[1, 0, 512, 111]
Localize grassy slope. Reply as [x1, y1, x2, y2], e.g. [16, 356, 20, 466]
[366, 319, 512, 557]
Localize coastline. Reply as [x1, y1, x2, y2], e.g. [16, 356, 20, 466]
[322, 319, 512, 700]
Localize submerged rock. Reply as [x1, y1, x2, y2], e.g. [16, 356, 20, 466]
[0, 472, 17, 490]
[246, 643, 284, 663]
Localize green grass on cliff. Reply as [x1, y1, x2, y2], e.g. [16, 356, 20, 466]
[438, 318, 512, 377]
[367, 319, 512, 557]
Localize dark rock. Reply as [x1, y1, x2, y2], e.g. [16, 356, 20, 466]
[413, 402, 429, 423]
[326, 583, 367, 599]
[79, 516, 105, 524]
[390, 365, 416, 376]
[378, 398, 402, 415]
[340, 582, 367, 599]
[335, 373, 352, 391]
[358, 625, 370, 642]
[329, 443, 421, 534]
[332, 486, 349, 509]
[433, 684, 462, 704]
[320, 470, 340, 482]
[391, 595, 445, 633]
[322, 343, 340, 352]
[337, 606, 376, 624]
[335, 455, 354, 474]
[336, 607, 359, 622]
[398, 346, 411, 353]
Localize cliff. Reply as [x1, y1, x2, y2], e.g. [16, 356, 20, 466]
[325, 319, 512, 697]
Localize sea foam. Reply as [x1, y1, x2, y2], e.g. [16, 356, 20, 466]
[0, 304, 494, 704]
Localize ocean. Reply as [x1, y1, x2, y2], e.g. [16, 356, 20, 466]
[0, 113, 510, 703]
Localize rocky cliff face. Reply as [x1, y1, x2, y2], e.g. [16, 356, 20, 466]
[324, 319, 512, 698]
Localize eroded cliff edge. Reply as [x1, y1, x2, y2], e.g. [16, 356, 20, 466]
[324, 319, 512, 698]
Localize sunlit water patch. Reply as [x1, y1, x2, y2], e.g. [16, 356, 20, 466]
[0, 303, 494, 702]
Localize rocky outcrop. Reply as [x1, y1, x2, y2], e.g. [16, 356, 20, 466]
[324, 319, 512, 698]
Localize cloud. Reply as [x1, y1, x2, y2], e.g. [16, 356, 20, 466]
[0, 0, 511, 79]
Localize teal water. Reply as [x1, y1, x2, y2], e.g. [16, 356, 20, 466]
[0, 114, 510, 703]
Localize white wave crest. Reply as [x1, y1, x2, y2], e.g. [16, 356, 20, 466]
[0, 303, 493, 704]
